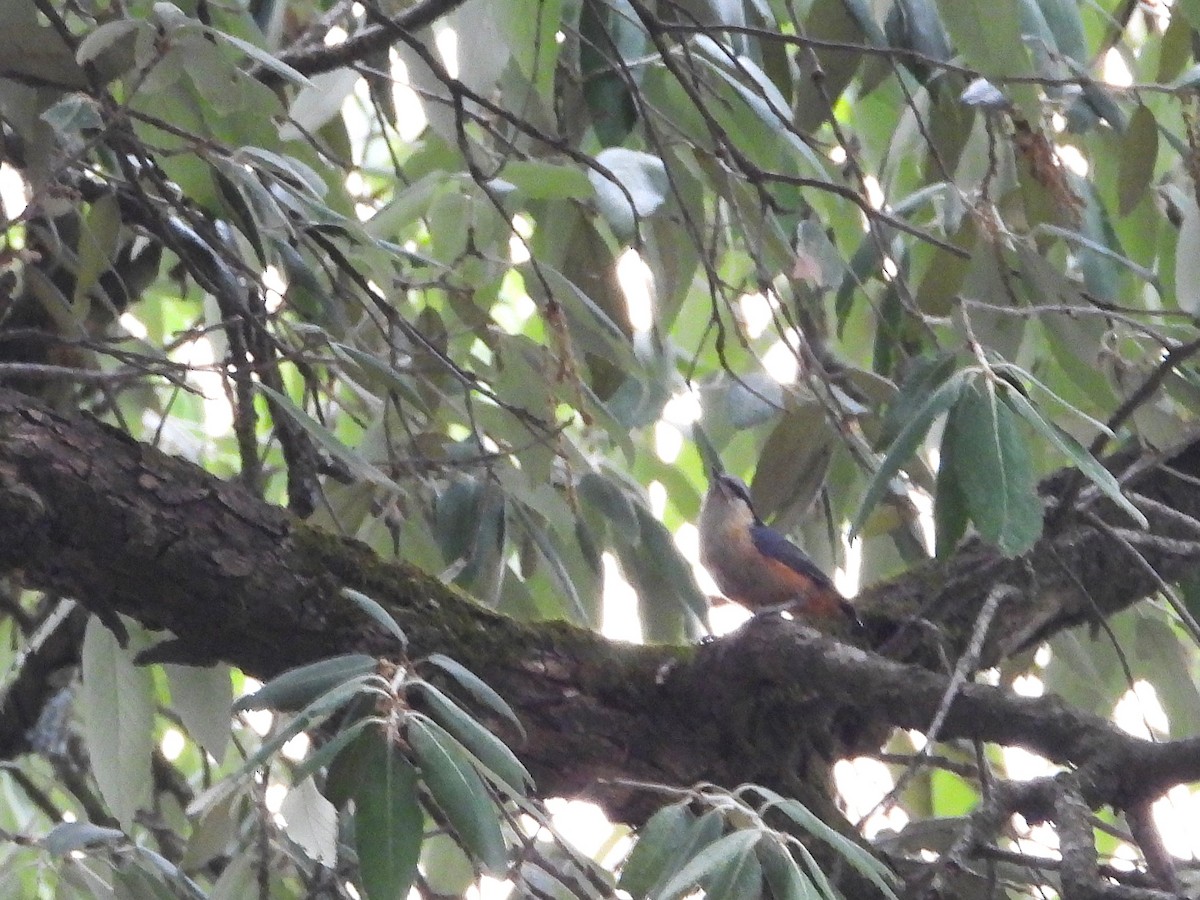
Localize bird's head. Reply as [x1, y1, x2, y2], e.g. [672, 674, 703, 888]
[703, 469, 759, 528]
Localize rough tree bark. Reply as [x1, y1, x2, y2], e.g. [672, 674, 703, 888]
[2, 386, 1200, 896]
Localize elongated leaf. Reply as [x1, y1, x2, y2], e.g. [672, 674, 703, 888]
[690, 36, 827, 174]
[235, 654, 377, 711]
[1118, 105, 1158, 216]
[73, 195, 120, 306]
[850, 372, 967, 539]
[628, 816, 729, 900]
[528, 263, 638, 369]
[43, 822, 125, 855]
[77, 19, 143, 65]
[410, 682, 532, 795]
[1177, 199, 1200, 315]
[424, 653, 525, 741]
[588, 148, 668, 236]
[758, 838, 821, 900]
[354, 731, 424, 900]
[509, 502, 587, 623]
[408, 718, 509, 873]
[295, 718, 374, 788]
[1036, 223, 1159, 288]
[775, 802, 899, 897]
[495, 160, 593, 200]
[234, 146, 327, 199]
[81, 616, 154, 830]
[622, 503, 709, 640]
[257, 384, 400, 491]
[934, 0, 1037, 116]
[945, 380, 1043, 556]
[578, 472, 639, 536]
[879, 352, 958, 446]
[165, 663, 232, 764]
[341, 588, 407, 646]
[619, 804, 697, 898]
[702, 835, 763, 900]
[280, 776, 337, 866]
[209, 29, 313, 88]
[656, 829, 761, 900]
[234, 677, 382, 781]
[1000, 386, 1146, 527]
[934, 438, 970, 557]
[328, 342, 428, 410]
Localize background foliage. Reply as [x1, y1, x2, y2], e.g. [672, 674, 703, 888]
[4, 0, 1200, 895]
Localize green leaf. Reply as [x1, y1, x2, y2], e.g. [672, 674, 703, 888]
[494, 160, 593, 200]
[945, 379, 1043, 556]
[81, 616, 154, 830]
[1177, 199, 1200, 315]
[1035, 224, 1158, 289]
[420, 832, 477, 897]
[408, 718, 509, 873]
[752, 404, 836, 523]
[578, 471, 640, 536]
[1168, 62, 1200, 90]
[619, 804, 698, 898]
[341, 588, 407, 647]
[257, 384, 401, 491]
[42, 95, 103, 138]
[1118, 105, 1158, 216]
[410, 682, 533, 795]
[76, 19, 143, 67]
[328, 342, 428, 411]
[235, 654, 377, 712]
[933, 437, 970, 557]
[282, 69, 362, 142]
[208, 29, 313, 88]
[642, 809, 726, 896]
[324, 726, 380, 809]
[527, 263, 638, 369]
[280, 776, 338, 866]
[691, 35, 827, 174]
[758, 838, 821, 900]
[164, 662, 232, 764]
[1136, 615, 1200, 738]
[656, 829, 761, 900]
[589, 148, 669, 237]
[579, 0, 640, 145]
[934, 0, 1037, 116]
[879, 352, 959, 446]
[353, 731, 424, 900]
[850, 371, 968, 539]
[702, 834, 763, 900]
[774, 802, 899, 897]
[999, 385, 1146, 527]
[1035, 0, 1087, 64]
[240, 681, 382, 787]
[725, 372, 785, 428]
[295, 718, 374, 790]
[509, 501, 588, 623]
[497, 0, 562, 97]
[621, 504, 709, 640]
[423, 653, 526, 742]
[43, 822, 125, 855]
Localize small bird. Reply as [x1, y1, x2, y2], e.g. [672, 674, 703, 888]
[699, 471, 858, 623]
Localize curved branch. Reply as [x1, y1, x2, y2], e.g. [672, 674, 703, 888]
[0, 387, 1198, 832]
[274, 0, 468, 81]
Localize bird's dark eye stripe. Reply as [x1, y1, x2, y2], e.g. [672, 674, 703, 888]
[719, 475, 753, 505]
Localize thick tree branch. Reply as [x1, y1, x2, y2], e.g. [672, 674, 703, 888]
[1, 387, 1199, 839]
[273, 0, 468, 81]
